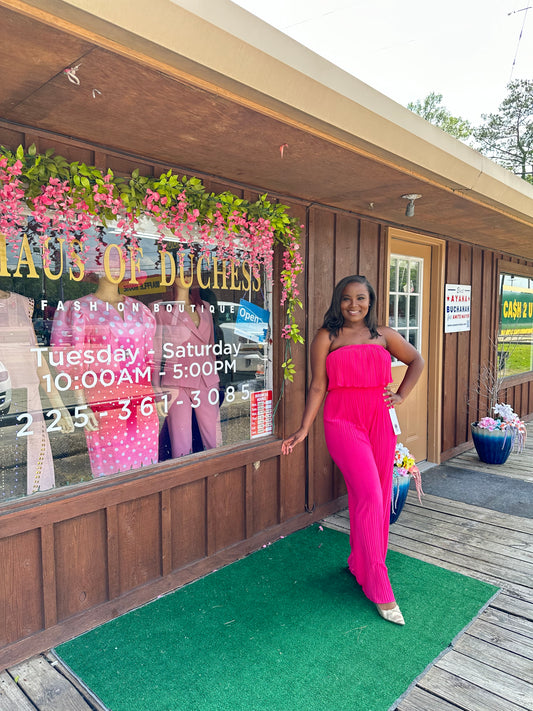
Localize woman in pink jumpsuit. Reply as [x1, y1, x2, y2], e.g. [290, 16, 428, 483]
[282, 275, 424, 625]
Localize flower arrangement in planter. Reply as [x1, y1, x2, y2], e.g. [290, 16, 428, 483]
[390, 442, 423, 524]
[0, 144, 305, 383]
[471, 403, 527, 464]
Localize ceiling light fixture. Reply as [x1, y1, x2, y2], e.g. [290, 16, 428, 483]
[402, 193, 422, 217]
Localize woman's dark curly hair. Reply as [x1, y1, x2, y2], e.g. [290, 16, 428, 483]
[322, 275, 379, 339]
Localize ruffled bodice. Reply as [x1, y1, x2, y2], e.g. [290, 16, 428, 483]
[326, 343, 392, 390]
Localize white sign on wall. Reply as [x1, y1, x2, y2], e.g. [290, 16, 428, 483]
[445, 284, 471, 333]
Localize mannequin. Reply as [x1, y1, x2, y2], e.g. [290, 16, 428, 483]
[152, 275, 221, 459]
[0, 290, 73, 497]
[50, 274, 159, 477]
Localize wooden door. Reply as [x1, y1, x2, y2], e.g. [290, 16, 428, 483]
[388, 239, 431, 461]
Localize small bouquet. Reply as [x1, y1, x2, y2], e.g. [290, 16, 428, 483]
[475, 403, 527, 452]
[393, 442, 423, 503]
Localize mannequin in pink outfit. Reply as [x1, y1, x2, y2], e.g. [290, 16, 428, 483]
[152, 274, 221, 459]
[0, 290, 73, 497]
[282, 275, 424, 625]
[50, 274, 159, 477]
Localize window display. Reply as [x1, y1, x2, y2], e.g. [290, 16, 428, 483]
[499, 272, 533, 377]
[0, 226, 272, 502]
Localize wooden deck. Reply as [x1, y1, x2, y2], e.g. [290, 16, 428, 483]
[1, 446, 532, 710]
[325, 439, 533, 711]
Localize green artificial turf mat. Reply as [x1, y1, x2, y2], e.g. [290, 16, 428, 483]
[55, 525, 498, 711]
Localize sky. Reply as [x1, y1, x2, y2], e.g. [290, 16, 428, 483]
[231, 0, 533, 125]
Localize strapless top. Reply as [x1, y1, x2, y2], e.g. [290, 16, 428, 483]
[326, 343, 392, 390]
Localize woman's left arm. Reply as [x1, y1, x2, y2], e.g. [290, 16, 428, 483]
[382, 327, 425, 407]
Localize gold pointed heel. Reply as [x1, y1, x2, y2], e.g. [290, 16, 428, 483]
[377, 604, 405, 625]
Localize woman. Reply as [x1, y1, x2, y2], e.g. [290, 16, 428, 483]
[282, 275, 424, 625]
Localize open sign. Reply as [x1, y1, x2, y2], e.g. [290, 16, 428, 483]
[235, 299, 270, 343]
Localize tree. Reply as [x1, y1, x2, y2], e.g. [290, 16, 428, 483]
[407, 92, 473, 141]
[474, 79, 533, 183]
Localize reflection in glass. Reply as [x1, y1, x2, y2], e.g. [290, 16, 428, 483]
[389, 295, 396, 323]
[409, 295, 419, 327]
[410, 263, 420, 293]
[398, 260, 409, 292]
[0, 224, 272, 502]
[397, 295, 407, 327]
[389, 260, 397, 293]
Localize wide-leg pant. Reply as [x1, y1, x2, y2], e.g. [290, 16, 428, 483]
[166, 385, 221, 458]
[323, 385, 397, 604]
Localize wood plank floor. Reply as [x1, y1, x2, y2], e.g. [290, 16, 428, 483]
[325, 488, 533, 710]
[1, 446, 532, 710]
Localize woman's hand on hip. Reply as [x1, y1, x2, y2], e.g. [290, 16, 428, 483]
[384, 386, 403, 408]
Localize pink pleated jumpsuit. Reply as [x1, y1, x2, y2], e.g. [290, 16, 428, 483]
[323, 343, 397, 604]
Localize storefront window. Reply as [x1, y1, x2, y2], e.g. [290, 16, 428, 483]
[0, 224, 273, 502]
[498, 272, 533, 377]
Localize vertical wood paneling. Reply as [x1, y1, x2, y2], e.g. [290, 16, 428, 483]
[307, 207, 335, 506]
[40, 525, 57, 629]
[279, 202, 307, 520]
[455, 244, 472, 444]
[0, 531, 43, 646]
[117, 494, 161, 594]
[358, 220, 380, 288]
[334, 214, 359, 278]
[207, 468, 246, 553]
[160, 490, 172, 577]
[170, 480, 207, 569]
[55, 511, 108, 621]
[442, 242, 460, 451]
[106, 505, 120, 600]
[478, 252, 495, 419]
[468, 248, 483, 424]
[251, 457, 279, 533]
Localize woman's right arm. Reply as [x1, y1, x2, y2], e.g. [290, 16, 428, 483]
[281, 329, 331, 454]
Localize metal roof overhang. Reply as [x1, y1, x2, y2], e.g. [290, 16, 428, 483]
[1, 0, 533, 259]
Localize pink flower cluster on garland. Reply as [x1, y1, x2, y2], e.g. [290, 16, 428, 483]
[0, 145, 304, 380]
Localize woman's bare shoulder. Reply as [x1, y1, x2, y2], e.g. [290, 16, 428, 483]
[311, 327, 333, 352]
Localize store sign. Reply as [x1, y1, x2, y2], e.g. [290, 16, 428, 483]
[0, 229, 272, 504]
[444, 284, 471, 333]
[250, 390, 273, 439]
[235, 299, 270, 344]
[500, 285, 533, 334]
[0, 237, 262, 292]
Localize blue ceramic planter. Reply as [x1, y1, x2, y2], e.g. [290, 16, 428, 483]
[471, 423, 513, 464]
[390, 471, 411, 524]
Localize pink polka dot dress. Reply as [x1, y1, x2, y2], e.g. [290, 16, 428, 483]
[51, 295, 159, 477]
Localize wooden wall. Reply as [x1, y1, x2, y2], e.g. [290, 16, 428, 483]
[0, 121, 532, 667]
[441, 242, 533, 459]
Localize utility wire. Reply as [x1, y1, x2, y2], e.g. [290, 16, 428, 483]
[509, 5, 532, 81]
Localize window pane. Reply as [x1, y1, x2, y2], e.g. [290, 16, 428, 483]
[398, 260, 409, 292]
[0, 225, 273, 503]
[409, 295, 419, 327]
[389, 259, 397, 293]
[389, 295, 396, 325]
[410, 262, 420, 293]
[498, 272, 533, 377]
[397, 295, 407, 327]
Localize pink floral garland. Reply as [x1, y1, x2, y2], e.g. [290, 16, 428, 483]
[0, 152, 304, 378]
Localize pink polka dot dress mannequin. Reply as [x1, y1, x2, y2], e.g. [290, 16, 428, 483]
[51, 294, 159, 477]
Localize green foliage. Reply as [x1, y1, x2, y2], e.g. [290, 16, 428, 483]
[0, 144, 305, 388]
[474, 79, 533, 183]
[407, 92, 473, 141]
